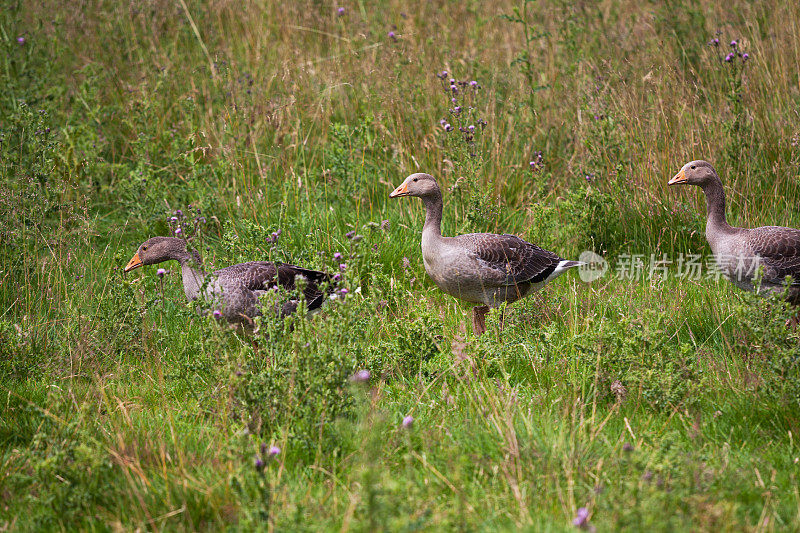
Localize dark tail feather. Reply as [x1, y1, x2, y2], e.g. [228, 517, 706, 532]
[282, 264, 332, 284]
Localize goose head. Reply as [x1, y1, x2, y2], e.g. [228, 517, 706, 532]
[389, 173, 440, 199]
[668, 160, 720, 187]
[124, 237, 188, 272]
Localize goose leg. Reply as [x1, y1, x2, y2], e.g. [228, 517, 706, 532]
[473, 305, 489, 336]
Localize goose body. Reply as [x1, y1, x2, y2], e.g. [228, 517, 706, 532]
[390, 173, 582, 335]
[420, 231, 579, 307]
[669, 160, 800, 305]
[124, 237, 330, 324]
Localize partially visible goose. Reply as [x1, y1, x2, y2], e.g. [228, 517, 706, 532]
[124, 237, 331, 324]
[669, 160, 800, 311]
[389, 173, 583, 336]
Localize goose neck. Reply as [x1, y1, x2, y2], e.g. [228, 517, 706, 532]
[422, 193, 443, 239]
[177, 248, 206, 301]
[701, 178, 731, 234]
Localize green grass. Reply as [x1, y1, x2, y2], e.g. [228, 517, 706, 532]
[3, 0, 800, 530]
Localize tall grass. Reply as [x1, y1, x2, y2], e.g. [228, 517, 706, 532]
[2, 0, 800, 530]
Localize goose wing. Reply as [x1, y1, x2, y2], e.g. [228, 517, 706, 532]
[217, 261, 330, 290]
[215, 262, 279, 292]
[747, 227, 800, 285]
[468, 233, 564, 285]
[215, 261, 332, 312]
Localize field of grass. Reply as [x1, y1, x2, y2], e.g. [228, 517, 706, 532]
[3, 0, 800, 530]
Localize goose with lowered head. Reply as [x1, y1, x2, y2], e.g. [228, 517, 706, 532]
[124, 236, 331, 325]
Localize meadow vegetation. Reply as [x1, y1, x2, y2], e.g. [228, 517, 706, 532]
[2, 0, 800, 529]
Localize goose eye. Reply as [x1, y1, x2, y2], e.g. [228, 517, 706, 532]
[690, 165, 696, 170]
[413, 178, 418, 182]
[142, 246, 148, 251]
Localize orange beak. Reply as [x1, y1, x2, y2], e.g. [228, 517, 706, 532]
[389, 181, 410, 198]
[668, 168, 687, 186]
[124, 252, 143, 272]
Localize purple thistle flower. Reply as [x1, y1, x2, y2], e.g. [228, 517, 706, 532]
[333, 273, 342, 281]
[334, 252, 343, 260]
[268, 446, 280, 457]
[451, 97, 457, 104]
[255, 458, 264, 469]
[441, 70, 448, 77]
[337, 7, 344, 15]
[174, 228, 182, 235]
[449, 78, 455, 83]
[213, 309, 222, 318]
[339, 288, 349, 295]
[157, 268, 166, 278]
[742, 53, 749, 61]
[439, 118, 446, 126]
[724, 53, 733, 62]
[730, 40, 737, 47]
[468, 125, 475, 132]
[170, 216, 178, 222]
[17, 36, 25, 45]
[345, 230, 355, 239]
[175, 209, 183, 217]
[450, 84, 458, 93]
[469, 80, 478, 87]
[573, 507, 590, 528]
[388, 31, 396, 40]
[350, 369, 371, 383]
[712, 38, 719, 46]
[402, 415, 414, 428]
[444, 123, 452, 132]
[339, 263, 347, 271]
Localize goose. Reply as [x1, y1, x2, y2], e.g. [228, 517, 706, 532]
[123, 236, 331, 324]
[389, 173, 583, 336]
[668, 160, 800, 314]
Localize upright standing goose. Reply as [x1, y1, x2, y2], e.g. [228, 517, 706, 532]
[124, 237, 331, 324]
[389, 173, 583, 335]
[668, 160, 800, 311]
